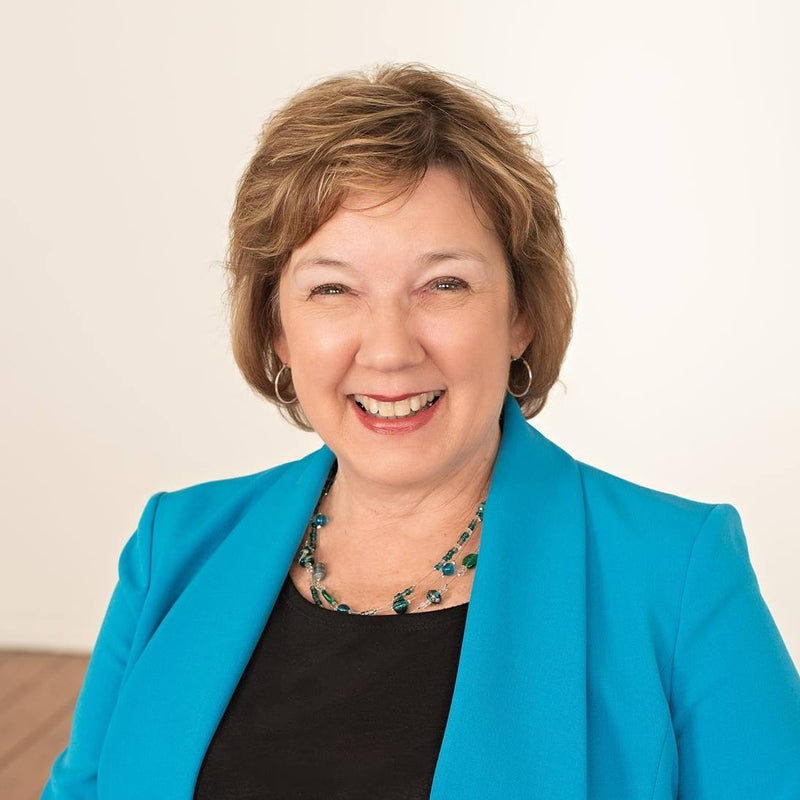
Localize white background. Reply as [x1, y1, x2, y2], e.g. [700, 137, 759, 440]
[2, 0, 798, 666]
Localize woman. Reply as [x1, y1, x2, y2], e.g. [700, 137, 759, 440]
[42, 63, 800, 800]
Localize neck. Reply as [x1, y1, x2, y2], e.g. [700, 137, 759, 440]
[321, 423, 500, 551]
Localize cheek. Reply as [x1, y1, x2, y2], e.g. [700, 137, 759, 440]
[428, 312, 507, 365]
[308, 325, 357, 375]
[292, 327, 355, 389]
[286, 306, 347, 354]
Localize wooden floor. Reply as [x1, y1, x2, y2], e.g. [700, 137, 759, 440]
[0, 650, 89, 800]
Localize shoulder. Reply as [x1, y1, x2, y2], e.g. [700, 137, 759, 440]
[521, 415, 722, 551]
[576, 458, 719, 526]
[571, 458, 752, 675]
[155, 460, 290, 523]
[570, 457, 751, 633]
[141, 454, 310, 571]
[573, 457, 727, 566]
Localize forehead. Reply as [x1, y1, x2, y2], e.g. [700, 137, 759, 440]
[294, 165, 500, 258]
[341, 165, 487, 217]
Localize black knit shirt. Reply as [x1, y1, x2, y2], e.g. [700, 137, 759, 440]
[193, 570, 469, 800]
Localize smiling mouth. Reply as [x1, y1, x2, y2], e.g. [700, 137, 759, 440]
[351, 390, 444, 419]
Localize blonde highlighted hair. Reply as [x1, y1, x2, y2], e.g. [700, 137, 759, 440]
[224, 62, 576, 431]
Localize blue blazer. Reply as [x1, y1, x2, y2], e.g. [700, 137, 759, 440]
[42, 393, 800, 799]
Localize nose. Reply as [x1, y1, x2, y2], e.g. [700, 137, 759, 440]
[354, 302, 426, 372]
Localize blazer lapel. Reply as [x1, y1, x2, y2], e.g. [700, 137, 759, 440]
[429, 393, 588, 799]
[99, 393, 587, 799]
[97, 444, 337, 799]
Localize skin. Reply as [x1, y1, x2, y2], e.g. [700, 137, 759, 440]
[274, 164, 532, 611]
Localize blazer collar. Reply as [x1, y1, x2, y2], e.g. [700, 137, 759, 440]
[99, 393, 588, 799]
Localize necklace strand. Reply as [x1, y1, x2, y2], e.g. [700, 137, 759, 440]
[296, 462, 488, 615]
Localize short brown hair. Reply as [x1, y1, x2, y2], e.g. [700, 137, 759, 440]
[224, 62, 576, 432]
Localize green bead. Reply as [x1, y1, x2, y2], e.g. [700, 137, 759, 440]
[426, 589, 442, 604]
[392, 596, 410, 614]
[310, 586, 322, 606]
[321, 588, 336, 606]
[462, 552, 478, 569]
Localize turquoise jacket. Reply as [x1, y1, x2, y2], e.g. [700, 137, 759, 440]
[42, 393, 800, 799]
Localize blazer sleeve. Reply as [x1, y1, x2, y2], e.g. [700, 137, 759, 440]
[40, 491, 164, 800]
[670, 502, 800, 798]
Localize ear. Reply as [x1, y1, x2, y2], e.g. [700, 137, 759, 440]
[510, 306, 534, 358]
[273, 329, 289, 366]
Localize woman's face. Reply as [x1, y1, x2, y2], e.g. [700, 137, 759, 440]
[274, 165, 532, 489]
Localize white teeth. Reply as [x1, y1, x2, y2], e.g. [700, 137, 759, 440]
[353, 390, 443, 419]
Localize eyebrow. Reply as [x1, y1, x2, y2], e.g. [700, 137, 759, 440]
[292, 248, 488, 273]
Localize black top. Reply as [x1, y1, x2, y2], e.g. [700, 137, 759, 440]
[193, 569, 469, 800]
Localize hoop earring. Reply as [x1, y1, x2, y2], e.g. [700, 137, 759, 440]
[508, 355, 532, 398]
[274, 363, 298, 405]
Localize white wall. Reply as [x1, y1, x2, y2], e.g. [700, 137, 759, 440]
[2, 0, 798, 665]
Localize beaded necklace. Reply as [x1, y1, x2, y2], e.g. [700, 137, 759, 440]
[295, 461, 487, 615]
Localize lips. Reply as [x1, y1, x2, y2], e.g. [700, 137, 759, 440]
[349, 390, 445, 402]
[352, 390, 443, 418]
[350, 387, 444, 433]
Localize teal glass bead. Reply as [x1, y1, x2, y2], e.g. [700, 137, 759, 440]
[314, 513, 328, 527]
[298, 546, 314, 567]
[310, 586, 322, 606]
[442, 562, 455, 576]
[321, 587, 336, 606]
[462, 552, 478, 569]
[336, 604, 351, 613]
[458, 531, 470, 544]
[468, 519, 477, 530]
[426, 589, 442, 604]
[392, 596, 410, 614]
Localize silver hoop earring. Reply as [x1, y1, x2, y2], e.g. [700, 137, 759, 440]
[508, 355, 532, 398]
[274, 363, 298, 405]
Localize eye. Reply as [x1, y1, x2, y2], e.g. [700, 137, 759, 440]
[308, 278, 468, 298]
[308, 283, 348, 297]
[431, 277, 468, 291]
